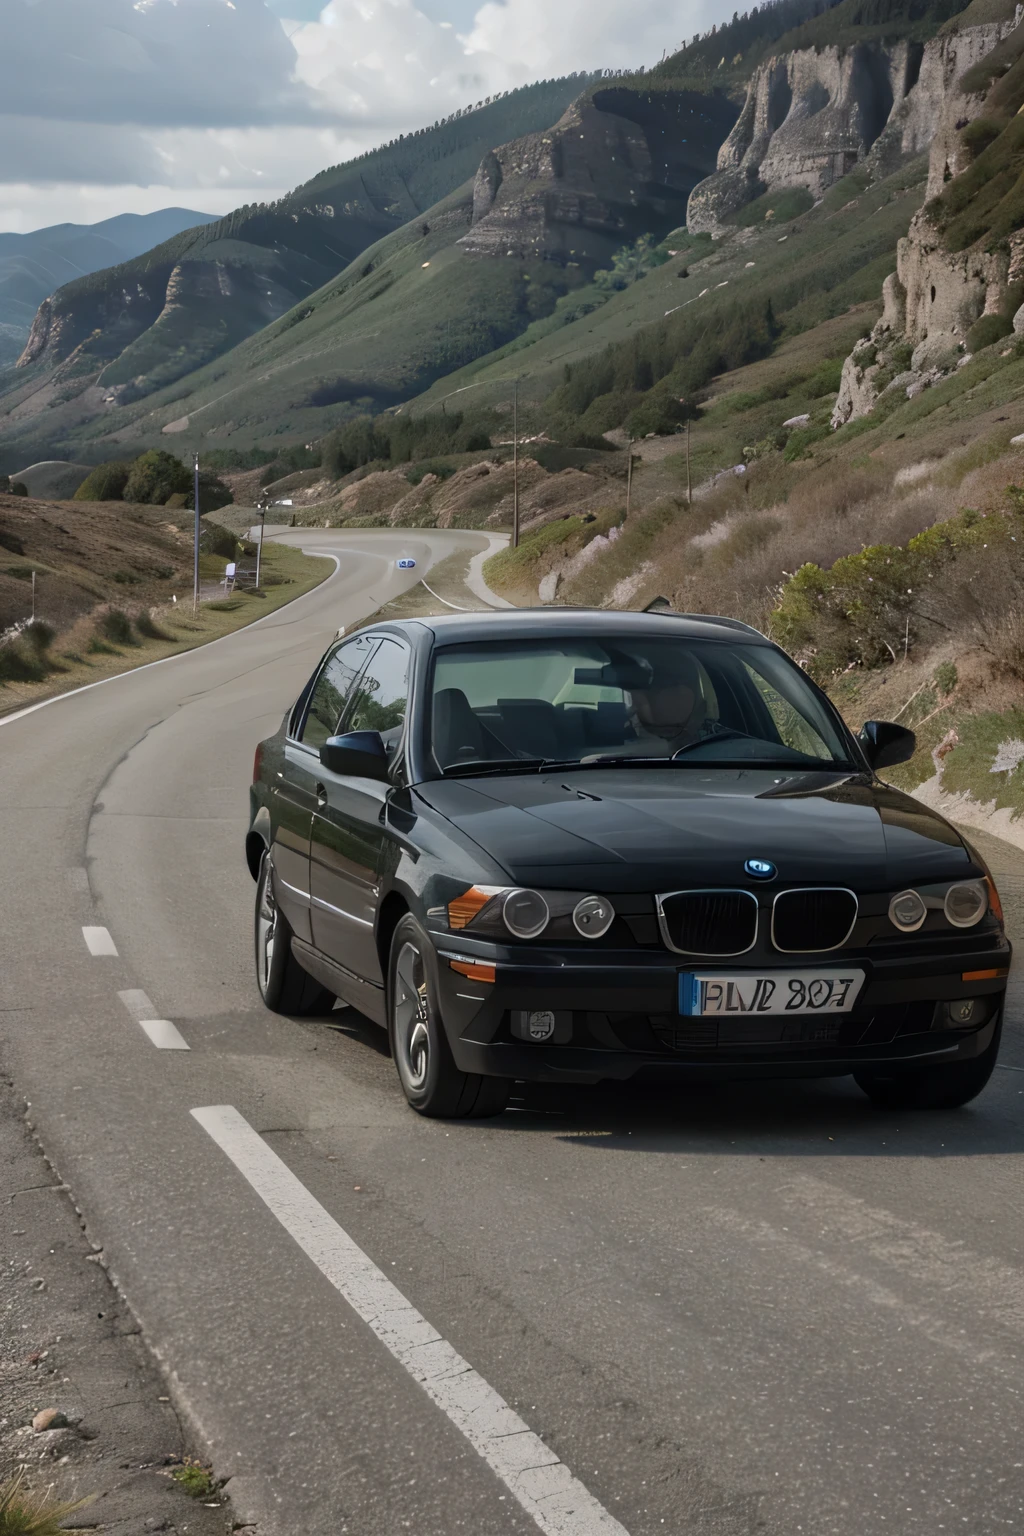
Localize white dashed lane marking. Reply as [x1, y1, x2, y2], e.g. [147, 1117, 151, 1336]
[118, 990, 189, 1049]
[192, 1105, 631, 1536]
[139, 1019, 190, 1050]
[82, 926, 118, 956]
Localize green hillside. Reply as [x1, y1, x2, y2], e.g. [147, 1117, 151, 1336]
[7, 74, 601, 402]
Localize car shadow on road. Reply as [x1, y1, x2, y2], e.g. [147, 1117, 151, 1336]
[495, 1072, 1024, 1157]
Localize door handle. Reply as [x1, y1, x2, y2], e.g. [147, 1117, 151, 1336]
[315, 782, 328, 808]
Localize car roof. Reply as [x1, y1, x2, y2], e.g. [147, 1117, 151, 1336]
[371, 608, 772, 647]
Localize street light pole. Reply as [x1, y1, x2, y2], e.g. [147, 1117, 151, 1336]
[192, 451, 200, 616]
[256, 494, 268, 590]
[512, 376, 520, 550]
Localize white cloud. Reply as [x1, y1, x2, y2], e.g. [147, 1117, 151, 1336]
[1, 0, 735, 231]
[291, 0, 524, 127]
[467, 0, 718, 76]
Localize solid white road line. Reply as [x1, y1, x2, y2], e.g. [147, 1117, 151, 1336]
[82, 926, 118, 957]
[191, 1105, 631, 1536]
[139, 1019, 190, 1051]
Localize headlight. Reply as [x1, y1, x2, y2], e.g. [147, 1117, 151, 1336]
[944, 880, 987, 928]
[502, 889, 551, 940]
[573, 894, 615, 938]
[889, 889, 927, 932]
[444, 885, 616, 941]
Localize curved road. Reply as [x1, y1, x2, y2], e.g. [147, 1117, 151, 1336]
[1, 529, 1021, 1536]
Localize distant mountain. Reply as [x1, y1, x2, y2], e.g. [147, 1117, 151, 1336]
[12, 77, 602, 404]
[0, 208, 219, 365]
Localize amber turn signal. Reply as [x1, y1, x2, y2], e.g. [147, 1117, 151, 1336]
[984, 876, 1004, 927]
[961, 967, 1008, 982]
[447, 887, 494, 930]
[449, 958, 496, 983]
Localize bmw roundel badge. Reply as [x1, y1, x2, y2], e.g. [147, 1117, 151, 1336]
[744, 858, 776, 880]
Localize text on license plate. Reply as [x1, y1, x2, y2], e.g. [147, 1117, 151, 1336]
[679, 969, 866, 1017]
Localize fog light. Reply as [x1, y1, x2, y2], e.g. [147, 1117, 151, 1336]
[889, 889, 927, 932]
[573, 894, 615, 938]
[944, 880, 987, 928]
[503, 889, 550, 940]
[511, 1009, 570, 1043]
[951, 998, 978, 1024]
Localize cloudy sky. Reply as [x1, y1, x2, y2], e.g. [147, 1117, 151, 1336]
[1, 0, 726, 233]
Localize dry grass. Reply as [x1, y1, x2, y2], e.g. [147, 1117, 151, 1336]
[0, 1470, 92, 1535]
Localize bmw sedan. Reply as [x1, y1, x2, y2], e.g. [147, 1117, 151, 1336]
[246, 609, 1010, 1117]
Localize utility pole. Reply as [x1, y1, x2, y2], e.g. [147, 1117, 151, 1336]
[512, 376, 520, 550]
[626, 438, 635, 518]
[686, 414, 692, 507]
[192, 451, 201, 617]
[30, 570, 36, 624]
[256, 493, 268, 589]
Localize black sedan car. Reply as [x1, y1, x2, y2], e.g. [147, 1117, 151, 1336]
[246, 609, 1010, 1118]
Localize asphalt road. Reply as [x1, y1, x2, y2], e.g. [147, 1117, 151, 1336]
[1, 528, 1021, 1536]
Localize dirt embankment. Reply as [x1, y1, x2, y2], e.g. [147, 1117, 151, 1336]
[0, 493, 195, 638]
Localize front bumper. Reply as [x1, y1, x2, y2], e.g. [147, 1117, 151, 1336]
[431, 930, 1012, 1083]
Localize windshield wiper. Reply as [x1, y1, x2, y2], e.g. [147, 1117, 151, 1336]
[441, 757, 548, 778]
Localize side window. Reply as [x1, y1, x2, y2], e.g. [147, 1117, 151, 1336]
[299, 636, 377, 750]
[740, 661, 831, 758]
[345, 638, 410, 758]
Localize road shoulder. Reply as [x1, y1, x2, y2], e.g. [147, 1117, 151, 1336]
[0, 1074, 236, 1535]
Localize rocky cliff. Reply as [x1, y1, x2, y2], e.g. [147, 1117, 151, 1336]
[831, 9, 1024, 427]
[460, 87, 738, 265]
[687, 39, 944, 231]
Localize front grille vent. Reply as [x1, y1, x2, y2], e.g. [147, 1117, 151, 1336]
[772, 887, 858, 953]
[657, 889, 758, 956]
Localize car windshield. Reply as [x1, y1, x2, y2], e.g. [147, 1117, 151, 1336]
[428, 635, 855, 775]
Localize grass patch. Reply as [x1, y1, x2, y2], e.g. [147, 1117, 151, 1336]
[169, 1460, 219, 1501]
[0, 1470, 93, 1535]
[0, 542, 331, 714]
[484, 516, 588, 590]
[939, 707, 1024, 817]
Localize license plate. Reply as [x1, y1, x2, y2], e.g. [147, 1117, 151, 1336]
[679, 969, 865, 1017]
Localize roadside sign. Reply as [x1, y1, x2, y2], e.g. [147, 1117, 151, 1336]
[397, 558, 417, 570]
[225, 562, 236, 577]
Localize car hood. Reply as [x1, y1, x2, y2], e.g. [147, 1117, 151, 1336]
[414, 768, 972, 892]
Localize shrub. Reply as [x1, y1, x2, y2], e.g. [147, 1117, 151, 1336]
[804, 358, 845, 397]
[135, 609, 173, 641]
[187, 469, 234, 514]
[123, 449, 192, 507]
[74, 460, 131, 501]
[966, 313, 1014, 353]
[0, 620, 55, 684]
[626, 394, 688, 438]
[933, 660, 958, 694]
[773, 502, 1024, 679]
[199, 522, 239, 559]
[99, 608, 136, 646]
[405, 459, 456, 485]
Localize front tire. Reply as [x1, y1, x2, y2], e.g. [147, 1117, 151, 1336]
[855, 1018, 1002, 1110]
[387, 914, 509, 1119]
[254, 850, 334, 1016]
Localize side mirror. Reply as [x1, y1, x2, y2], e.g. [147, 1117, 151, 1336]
[320, 730, 390, 782]
[859, 720, 916, 770]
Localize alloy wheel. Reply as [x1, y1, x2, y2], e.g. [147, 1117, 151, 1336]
[256, 859, 278, 996]
[393, 941, 430, 1092]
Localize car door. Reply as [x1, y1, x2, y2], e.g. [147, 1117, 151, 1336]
[272, 634, 379, 942]
[309, 636, 411, 984]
